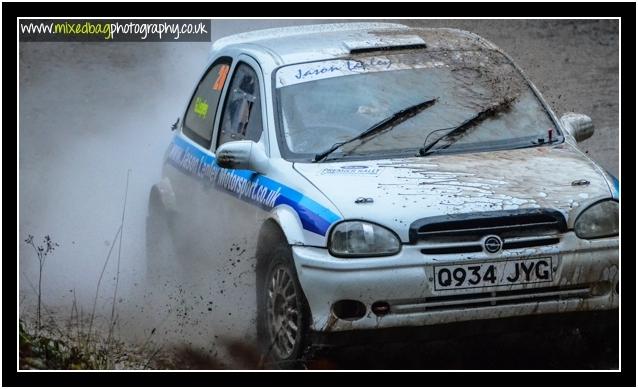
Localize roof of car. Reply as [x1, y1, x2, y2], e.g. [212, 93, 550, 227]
[211, 23, 499, 65]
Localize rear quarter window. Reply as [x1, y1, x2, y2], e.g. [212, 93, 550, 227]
[183, 58, 232, 148]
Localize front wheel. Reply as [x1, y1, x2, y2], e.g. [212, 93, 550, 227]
[257, 246, 310, 368]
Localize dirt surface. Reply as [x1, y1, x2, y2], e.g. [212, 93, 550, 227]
[18, 19, 619, 370]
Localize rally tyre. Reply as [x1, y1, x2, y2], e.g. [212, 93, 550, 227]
[145, 196, 176, 285]
[257, 245, 310, 369]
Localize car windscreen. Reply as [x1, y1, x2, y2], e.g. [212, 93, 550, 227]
[274, 49, 562, 161]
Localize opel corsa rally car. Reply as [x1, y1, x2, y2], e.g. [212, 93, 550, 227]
[147, 23, 620, 364]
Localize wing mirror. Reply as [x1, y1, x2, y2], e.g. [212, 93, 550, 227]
[215, 140, 269, 174]
[560, 113, 594, 142]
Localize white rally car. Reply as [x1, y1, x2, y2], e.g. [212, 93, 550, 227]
[147, 23, 619, 364]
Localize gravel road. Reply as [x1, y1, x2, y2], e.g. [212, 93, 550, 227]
[18, 19, 619, 370]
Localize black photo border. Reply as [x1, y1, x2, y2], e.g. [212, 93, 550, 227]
[5, 1, 635, 387]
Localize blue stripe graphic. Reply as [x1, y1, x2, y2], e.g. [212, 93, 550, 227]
[605, 170, 619, 199]
[167, 135, 341, 235]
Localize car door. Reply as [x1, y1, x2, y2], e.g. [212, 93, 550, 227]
[163, 56, 233, 250]
[207, 56, 270, 244]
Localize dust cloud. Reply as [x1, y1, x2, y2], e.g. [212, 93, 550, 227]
[18, 19, 333, 366]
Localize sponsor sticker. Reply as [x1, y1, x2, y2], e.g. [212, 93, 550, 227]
[320, 165, 380, 176]
[213, 64, 230, 90]
[193, 96, 209, 118]
[166, 136, 342, 235]
[276, 57, 447, 87]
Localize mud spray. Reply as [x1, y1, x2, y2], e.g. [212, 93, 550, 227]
[17, 20, 332, 369]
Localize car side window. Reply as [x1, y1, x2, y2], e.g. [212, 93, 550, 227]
[183, 58, 231, 149]
[217, 63, 263, 147]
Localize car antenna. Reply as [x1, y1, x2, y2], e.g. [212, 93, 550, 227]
[171, 117, 180, 132]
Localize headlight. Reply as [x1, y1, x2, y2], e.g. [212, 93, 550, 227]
[574, 200, 619, 239]
[329, 221, 401, 257]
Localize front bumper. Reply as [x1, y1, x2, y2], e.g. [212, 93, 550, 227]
[292, 232, 619, 332]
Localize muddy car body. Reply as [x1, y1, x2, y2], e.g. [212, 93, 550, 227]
[147, 23, 619, 364]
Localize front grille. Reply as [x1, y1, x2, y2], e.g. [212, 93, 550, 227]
[410, 209, 567, 254]
[420, 236, 561, 255]
[390, 284, 593, 314]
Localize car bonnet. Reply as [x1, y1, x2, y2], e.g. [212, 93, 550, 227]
[293, 144, 614, 242]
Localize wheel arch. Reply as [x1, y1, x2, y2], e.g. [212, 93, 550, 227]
[256, 217, 290, 281]
[255, 206, 307, 303]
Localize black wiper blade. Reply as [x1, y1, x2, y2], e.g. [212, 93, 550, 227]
[419, 97, 514, 157]
[313, 97, 437, 162]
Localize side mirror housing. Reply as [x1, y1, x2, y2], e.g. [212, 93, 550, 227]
[560, 113, 594, 142]
[215, 140, 269, 174]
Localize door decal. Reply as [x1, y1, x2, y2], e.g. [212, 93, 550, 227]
[166, 135, 341, 235]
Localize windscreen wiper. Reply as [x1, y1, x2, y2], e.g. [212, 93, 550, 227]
[313, 97, 438, 162]
[418, 98, 514, 157]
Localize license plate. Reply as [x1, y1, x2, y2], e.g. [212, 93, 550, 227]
[433, 257, 554, 291]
